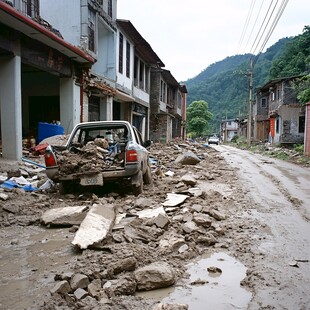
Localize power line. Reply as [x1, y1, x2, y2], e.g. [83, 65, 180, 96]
[250, 0, 279, 55]
[237, 0, 256, 54]
[253, 0, 289, 65]
[242, 0, 265, 54]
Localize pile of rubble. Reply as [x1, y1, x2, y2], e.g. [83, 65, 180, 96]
[57, 138, 124, 175]
[35, 142, 246, 309]
[0, 141, 255, 309]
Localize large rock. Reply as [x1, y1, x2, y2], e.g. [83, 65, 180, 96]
[175, 152, 200, 165]
[181, 174, 197, 186]
[159, 233, 185, 251]
[50, 280, 71, 295]
[70, 273, 90, 291]
[134, 262, 175, 291]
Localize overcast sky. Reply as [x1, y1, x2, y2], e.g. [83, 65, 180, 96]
[117, 0, 310, 82]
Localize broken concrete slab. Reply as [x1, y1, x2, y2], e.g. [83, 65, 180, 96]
[72, 204, 115, 249]
[137, 206, 166, 219]
[40, 205, 88, 226]
[162, 193, 189, 207]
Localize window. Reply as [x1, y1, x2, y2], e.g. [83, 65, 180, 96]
[88, 7, 96, 52]
[261, 98, 267, 108]
[139, 61, 144, 89]
[145, 66, 150, 92]
[277, 89, 280, 100]
[276, 117, 280, 134]
[119, 33, 123, 74]
[126, 41, 130, 78]
[21, 0, 39, 18]
[134, 56, 138, 86]
[108, 0, 113, 18]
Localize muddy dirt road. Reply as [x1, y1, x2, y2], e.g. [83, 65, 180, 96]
[216, 144, 310, 309]
[0, 143, 309, 310]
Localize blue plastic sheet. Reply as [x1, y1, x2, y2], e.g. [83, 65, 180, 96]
[0, 179, 38, 192]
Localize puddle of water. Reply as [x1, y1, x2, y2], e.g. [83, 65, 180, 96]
[139, 252, 252, 309]
[0, 226, 76, 310]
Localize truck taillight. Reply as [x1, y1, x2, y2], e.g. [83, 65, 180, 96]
[126, 149, 138, 162]
[44, 148, 57, 167]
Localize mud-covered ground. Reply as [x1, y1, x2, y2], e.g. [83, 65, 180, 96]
[0, 142, 309, 309]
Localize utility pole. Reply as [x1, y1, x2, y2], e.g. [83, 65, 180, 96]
[247, 59, 253, 146]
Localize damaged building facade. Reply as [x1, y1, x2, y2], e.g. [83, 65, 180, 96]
[255, 76, 305, 145]
[0, 0, 187, 160]
[0, 0, 94, 159]
[150, 69, 187, 143]
[39, 0, 187, 142]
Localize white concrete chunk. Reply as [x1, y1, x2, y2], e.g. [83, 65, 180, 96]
[162, 193, 189, 207]
[41, 205, 88, 226]
[137, 206, 166, 219]
[72, 204, 115, 249]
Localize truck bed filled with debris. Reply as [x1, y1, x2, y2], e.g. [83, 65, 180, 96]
[56, 137, 126, 175]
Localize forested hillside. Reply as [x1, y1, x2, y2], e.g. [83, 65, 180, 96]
[185, 27, 309, 133]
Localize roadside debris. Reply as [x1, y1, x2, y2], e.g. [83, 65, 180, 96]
[72, 203, 115, 249]
[0, 141, 252, 309]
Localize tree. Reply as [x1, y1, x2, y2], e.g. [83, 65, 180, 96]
[291, 74, 310, 104]
[186, 100, 213, 137]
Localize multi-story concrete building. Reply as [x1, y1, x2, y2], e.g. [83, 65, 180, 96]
[40, 0, 117, 124]
[0, 0, 187, 159]
[116, 19, 164, 140]
[255, 76, 305, 145]
[0, 0, 94, 159]
[150, 68, 187, 143]
[220, 119, 238, 142]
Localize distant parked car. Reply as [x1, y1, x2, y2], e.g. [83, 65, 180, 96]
[208, 136, 219, 145]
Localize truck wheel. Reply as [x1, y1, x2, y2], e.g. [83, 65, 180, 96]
[59, 181, 79, 194]
[59, 181, 71, 195]
[132, 171, 143, 196]
[143, 164, 153, 185]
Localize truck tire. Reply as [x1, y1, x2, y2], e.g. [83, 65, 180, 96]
[143, 164, 153, 185]
[59, 181, 75, 195]
[132, 170, 143, 196]
[59, 181, 70, 195]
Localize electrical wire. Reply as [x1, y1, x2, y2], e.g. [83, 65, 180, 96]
[253, 0, 289, 66]
[250, 0, 279, 56]
[242, 0, 265, 54]
[237, 0, 256, 54]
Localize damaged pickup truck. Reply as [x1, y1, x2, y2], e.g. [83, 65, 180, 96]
[44, 121, 152, 195]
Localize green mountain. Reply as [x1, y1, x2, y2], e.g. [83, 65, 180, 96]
[185, 37, 293, 133]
